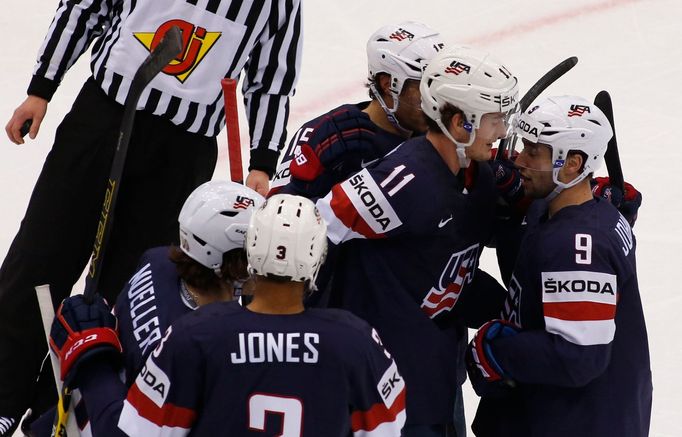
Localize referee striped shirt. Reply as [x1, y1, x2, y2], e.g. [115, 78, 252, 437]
[27, 0, 303, 174]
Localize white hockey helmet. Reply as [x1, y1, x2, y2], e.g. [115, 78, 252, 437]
[246, 194, 327, 287]
[515, 95, 613, 190]
[367, 21, 444, 98]
[420, 45, 519, 164]
[178, 181, 264, 271]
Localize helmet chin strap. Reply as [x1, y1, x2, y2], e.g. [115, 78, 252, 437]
[545, 166, 589, 202]
[435, 118, 475, 168]
[370, 83, 413, 137]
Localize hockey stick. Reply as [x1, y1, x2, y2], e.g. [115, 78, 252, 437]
[496, 56, 579, 159]
[221, 78, 244, 184]
[86, 25, 183, 294]
[593, 90, 624, 191]
[37, 25, 183, 437]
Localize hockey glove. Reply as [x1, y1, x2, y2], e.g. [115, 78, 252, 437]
[290, 108, 376, 184]
[488, 158, 524, 206]
[466, 319, 520, 398]
[591, 177, 642, 227]
[49, 294, 122, 386]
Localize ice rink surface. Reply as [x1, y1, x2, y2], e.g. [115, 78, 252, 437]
[1, 0, 680, 434]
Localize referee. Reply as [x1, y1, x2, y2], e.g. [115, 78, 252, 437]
[0, 0, 302, 433]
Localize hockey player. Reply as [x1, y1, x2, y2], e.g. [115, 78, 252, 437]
[26, 180, 263, 435]
[466, 96, 652, 436]
[270, 21, 445, 199]
[48, 194, 406, 436]
[115, 180, 263, 385]
[315, 45, 518, 436]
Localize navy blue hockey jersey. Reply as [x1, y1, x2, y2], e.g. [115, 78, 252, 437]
[115, 246, 197, 385]
[270, 102, 405, 199]
[116, 302, 406, 436]
[473, 198, 652, 436]
[316, 137, 503, 424]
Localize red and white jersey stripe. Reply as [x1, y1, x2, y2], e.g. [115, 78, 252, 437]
[541, 270, 617, 346]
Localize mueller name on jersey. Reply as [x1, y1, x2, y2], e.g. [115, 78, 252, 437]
[127, 263, 163, 355]
[342, 170, 402, 234]
[230, 332, 320, 364]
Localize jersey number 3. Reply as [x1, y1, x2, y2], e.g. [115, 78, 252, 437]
[249, 393, 303, 436]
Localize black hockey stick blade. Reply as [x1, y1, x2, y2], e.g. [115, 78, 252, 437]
[84, 25, 183, 296]
[593, 90, 624, 191]
[496, 56, 579, 159]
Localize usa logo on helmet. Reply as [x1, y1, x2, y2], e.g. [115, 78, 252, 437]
[389, 28, 415, 41]
[444, 61, 471, 75]
[233, 196, 255, 210]
[567, 104, 591, 117]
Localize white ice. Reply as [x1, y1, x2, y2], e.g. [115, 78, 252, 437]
[1, 0, 680, 435]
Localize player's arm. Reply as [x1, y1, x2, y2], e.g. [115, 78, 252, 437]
[117, 324, 202, 437]
[467, 237, 618, 394]
[282, 106, 378, 199]
[349, 324, 406, 436]
[49, 294, 128, 436]
[243, 0, 303, 183]
[453, 268, 508, 328]
[316, 160, 419, 245]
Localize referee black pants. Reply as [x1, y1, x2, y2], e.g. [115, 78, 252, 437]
[0, 78, 217, 416]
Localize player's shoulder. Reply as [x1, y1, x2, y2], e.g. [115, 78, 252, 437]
[305, 102, 368, 127]
[533, 198, 632, 265]
[177, 300, 244, 328]
[136, 246, 176, 273]
[303, 308, 380, 347]
[306, 307, 371, 331]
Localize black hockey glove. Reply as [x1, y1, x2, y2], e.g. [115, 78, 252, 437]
[289, 108, 376, 197]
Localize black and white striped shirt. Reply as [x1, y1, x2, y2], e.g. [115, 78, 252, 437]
[28, 0, 302, 173]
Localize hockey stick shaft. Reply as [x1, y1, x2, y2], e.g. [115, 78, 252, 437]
[221, 78, 244, 184]
[43, 25, 183, 437]
[496, 56, 579, 159]
[593, 90, 624, 191]
[85, 26, 183, 297]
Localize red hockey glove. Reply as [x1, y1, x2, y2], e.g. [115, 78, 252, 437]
[290, 108, 376, 187]
[466, 319, 520, 397]
[49, 294, 122, 385]
[591, 177, 642, 227]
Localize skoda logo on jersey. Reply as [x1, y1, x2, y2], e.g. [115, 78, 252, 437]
[444, 61, 471, 75]
[421, 244, 480, 318]
[134, 19, 221, 83]
[567, 104, 591, 117]
[389, 28, 415, 41]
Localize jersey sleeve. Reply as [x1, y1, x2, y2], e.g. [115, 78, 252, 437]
[493, 232, 618, 387]
[316, 159, 421, 245]
[117, 324, 202, 436]
[349, 325, 407, 436]
[243, 0, 303, 175]
[28, 0, 118, 101]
